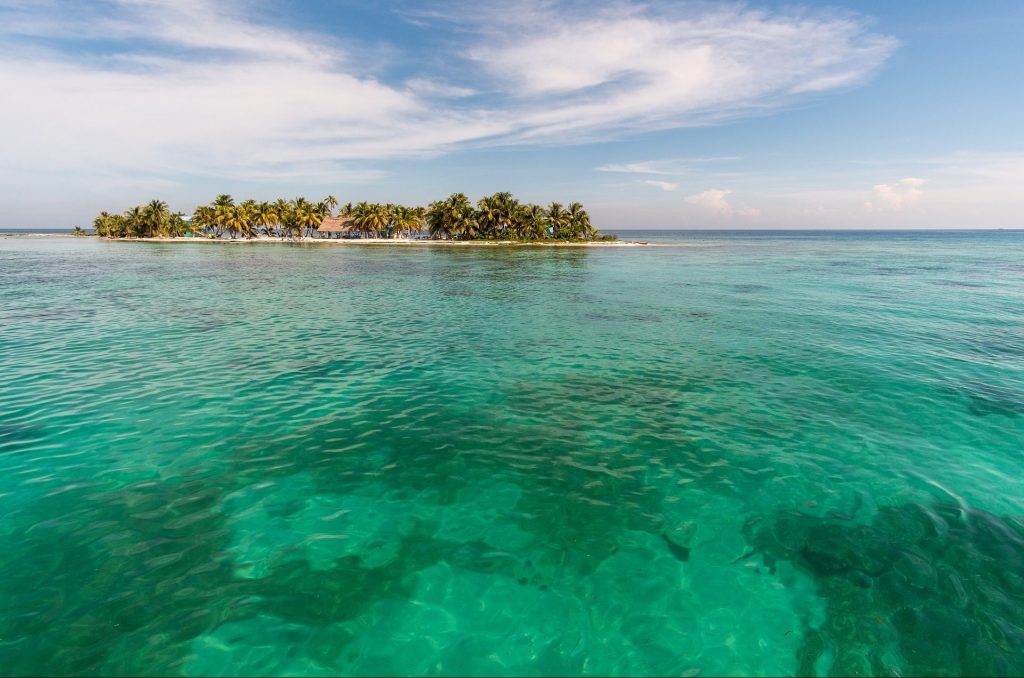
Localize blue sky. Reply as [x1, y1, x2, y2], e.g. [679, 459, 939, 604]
[1, 0, 1022, 229]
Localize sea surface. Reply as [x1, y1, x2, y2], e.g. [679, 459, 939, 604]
[1, 232, 1022, 676]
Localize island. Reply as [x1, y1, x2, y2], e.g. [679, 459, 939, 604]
[88, 193, 623, 244]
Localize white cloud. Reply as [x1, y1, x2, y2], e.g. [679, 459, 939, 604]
[404, 78, 476, 98]
[756, 159, 1024, 228]
[871, 177, 925, 209]
[597, 162, 676, 175]
[641, 180, 679, 192]
[686, 189, 732, 214]
[685, 189, 759, 217]
[0, 0, 511, 188]
[0, 0, 895, 189]
[468, 3, 895, 143]
[596, 157, 743, 185]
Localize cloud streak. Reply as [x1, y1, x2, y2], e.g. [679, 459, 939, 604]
[467, 2, 895, 143]
[0, 0, 895, 186]
[641, 180, 679, 192]
[597, 162, 677, 175]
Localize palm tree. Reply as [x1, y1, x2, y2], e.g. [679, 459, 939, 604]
[309, 199, 329, 238]
[168, 212, 188, 237]
[497, 192, 522, 238]
[525, 204, 549, 240]
[475, 194, 500, 238]
[391, 205, 424, 239]
[212, 195, 235, 238]
[547, 202, 568, 239]
[288, 197, 324, 239]
[221, 205, 247, 239]
[478, 192, 527, 239]
[143, 199, 169, 237]
[385, 203, 399, 238]
[192, 206, 216, 237]
[410, 206, 426, 237]
[351, 201, 369, 236]
[124, 206, 144, 237]
[92, 211, 112, 237]
[272, 199, 293, 238]
[237, 199, 257, 239]
[427, 193, 476, 240]
[290, 198, 307, 239]
[567, 202, 594, 240]
[108, 214, 128, 238]
[253, 202, 278, 237]
[352, 202, 387, 238]
[426, 201, 449, 239]
[368, 203, 392, 237]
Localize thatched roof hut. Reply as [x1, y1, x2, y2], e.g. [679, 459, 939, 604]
[318, 216, 357, 233]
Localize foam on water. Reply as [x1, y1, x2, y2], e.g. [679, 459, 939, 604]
[1, 233, 1022, 676]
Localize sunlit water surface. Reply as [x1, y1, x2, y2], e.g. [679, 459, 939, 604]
[1, 232, 1023, 676]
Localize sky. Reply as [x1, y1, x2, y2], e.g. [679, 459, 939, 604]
[1, 0, 1022, 230]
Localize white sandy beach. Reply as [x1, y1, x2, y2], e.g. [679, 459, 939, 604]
[6, 234, 650, 247]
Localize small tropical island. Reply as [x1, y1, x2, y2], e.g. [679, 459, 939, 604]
[87, 193, 621, 244]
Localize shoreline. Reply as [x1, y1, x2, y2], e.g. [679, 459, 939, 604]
[3, 234, 649, 247]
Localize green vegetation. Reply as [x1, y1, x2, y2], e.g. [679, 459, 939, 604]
[341, 202, 426, 239]
[93, 200, 192, 238]
[93, 196, 336, 239]
[427, 192, 596, 240]
[91, 192, 602, 241]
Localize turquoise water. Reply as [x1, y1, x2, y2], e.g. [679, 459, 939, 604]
[1, 232, 1022, 676]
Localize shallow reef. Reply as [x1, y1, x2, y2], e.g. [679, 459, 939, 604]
[744, 502, 1024, 676]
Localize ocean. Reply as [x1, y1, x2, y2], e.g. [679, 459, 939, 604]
[1, 232, 1022, 675]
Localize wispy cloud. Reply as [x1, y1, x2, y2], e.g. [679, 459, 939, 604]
[597, 162, 677, 175]
[596, 157, 743, 177]
[641, 180, 679, 192]
[404, 78, 477, 98]
[467, 2, 896, 143]
[0, 0, 895, 186]
[0, 0, 505, 185]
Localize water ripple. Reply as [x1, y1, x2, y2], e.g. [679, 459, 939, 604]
[0, 235, 1022, 675]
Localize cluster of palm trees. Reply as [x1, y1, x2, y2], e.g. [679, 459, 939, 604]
[340, 202, 427, 239]
[92, 200, 190, 238]
[427, 193, 596, 240]
[90, 192, 602, 241]
[192, 195, 340, 239]
[91, 196, 338, 239]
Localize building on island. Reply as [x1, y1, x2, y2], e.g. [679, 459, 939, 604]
[317, 216, 358, 238]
